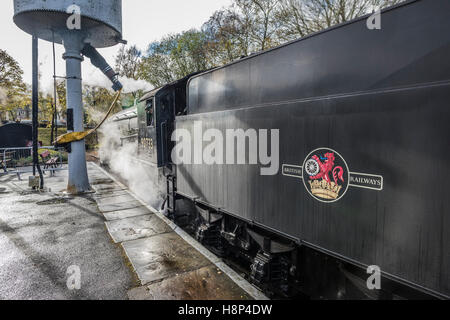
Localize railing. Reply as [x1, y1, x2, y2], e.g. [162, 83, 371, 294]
[0, 146, 66, 173]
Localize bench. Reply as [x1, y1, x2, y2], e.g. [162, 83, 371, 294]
[0, 152, 15, 173]
[39, 150, 60, 176]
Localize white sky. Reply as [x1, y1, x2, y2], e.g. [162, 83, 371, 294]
[1, 0, 232, 93]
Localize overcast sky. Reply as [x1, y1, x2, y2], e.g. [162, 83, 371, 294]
[1, 0, 232, 93]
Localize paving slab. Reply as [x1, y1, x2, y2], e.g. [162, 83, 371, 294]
[103, 206, 151, 221]
[93, 184, 127, 193]
[98, 200, 143, 213]
[122, 232, 212, 285]
[95, 194, 137, 206]
[127, 265, 252, 300]
[92, 190, 130, 199]
[89, 162, 265, 300]
[105, 214, 172, 243]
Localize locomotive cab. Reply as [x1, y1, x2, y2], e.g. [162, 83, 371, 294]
[137, 88, 163, 166]
[137, 74, 197, 168]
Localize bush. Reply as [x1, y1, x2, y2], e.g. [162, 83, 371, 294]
[38, 128, 67, 146]
[39, 148, 68, 163]
[11, 156, 33, 168]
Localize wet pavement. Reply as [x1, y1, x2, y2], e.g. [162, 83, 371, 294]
[0, 165, 135, 300]
[106, 214, 172, 243]
[128, 265, 250, 300]
[94, 163, 264, 300]
[0, 162, 266, 300]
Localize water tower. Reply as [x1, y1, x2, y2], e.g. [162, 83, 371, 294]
[13, 0, 124, 194]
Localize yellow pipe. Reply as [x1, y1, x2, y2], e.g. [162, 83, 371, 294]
[55, 88, 122, 145]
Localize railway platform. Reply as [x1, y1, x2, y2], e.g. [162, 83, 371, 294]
[0, 162, 265, 300]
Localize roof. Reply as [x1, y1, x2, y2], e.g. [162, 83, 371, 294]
[111, 106, 138, 122]
[139, 87, 163, 102]
[138, 71, 208, 103]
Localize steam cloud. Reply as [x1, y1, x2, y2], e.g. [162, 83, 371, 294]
[98, 120, 165, 210]
[83, 68, 152, 93]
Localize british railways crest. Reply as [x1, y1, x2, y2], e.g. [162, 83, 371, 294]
[302, 149, 349, 202]
[282, 147, 383, 203]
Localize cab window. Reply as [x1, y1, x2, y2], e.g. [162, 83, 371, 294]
[145, 99, 155, 127]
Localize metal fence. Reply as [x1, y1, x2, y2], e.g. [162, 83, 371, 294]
[0, 146, 66, 173]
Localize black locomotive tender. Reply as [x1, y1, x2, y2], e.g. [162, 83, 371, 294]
[111, 0, 449, 299]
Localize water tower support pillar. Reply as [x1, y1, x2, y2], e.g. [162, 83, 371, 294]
[63, 32, 91, 194]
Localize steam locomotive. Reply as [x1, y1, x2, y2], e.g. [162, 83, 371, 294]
[108, 0, 450, 299]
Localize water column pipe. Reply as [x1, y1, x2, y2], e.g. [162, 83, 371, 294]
[62, 31, 90, 194]
[81, 43, 123, 92]
[13, 0, 124, 195]
[32, 35, 44, 189]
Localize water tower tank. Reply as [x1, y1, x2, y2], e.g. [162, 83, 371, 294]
[13, 0, 122, 48]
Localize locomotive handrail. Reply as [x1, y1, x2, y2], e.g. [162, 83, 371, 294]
[120, 134, 138, 141]
[160, 121, 167, 165]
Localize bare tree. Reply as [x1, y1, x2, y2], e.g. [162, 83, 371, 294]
[236, 0, 282, 51]
[277, 0, 404, 42]
[115, 45, 142, 80]
[135, 0, 407, 88]
[203, 7, 253, 65]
